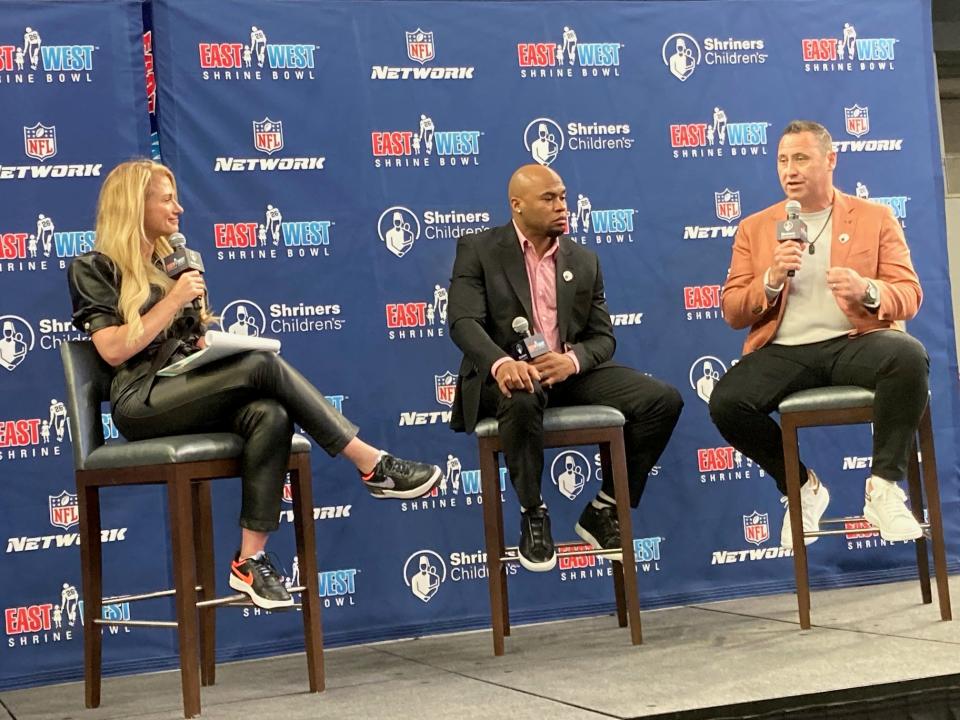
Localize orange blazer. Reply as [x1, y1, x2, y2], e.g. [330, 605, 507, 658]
[721, 191, 922, 355]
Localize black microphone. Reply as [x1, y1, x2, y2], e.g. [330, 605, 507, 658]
[162, 232, 206, 311]
[510, 316, 549, 361]
[775, 200, 808, 278]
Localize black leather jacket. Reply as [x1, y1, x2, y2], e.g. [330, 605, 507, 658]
[67, 251, 204, 404]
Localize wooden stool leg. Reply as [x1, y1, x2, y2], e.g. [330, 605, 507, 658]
[905, 437, 931, 604]
[600, 443, 627, 627]
[611, 562, 627, 628]
[479, 440, 507, 656]
[77, 479, 102, 709]
[290, 456, 325, 692]
[192, 481, 217, 686]
[609, 432, 642, 645]
[168, 473, 202, 718]
[781, 416, 811, 629]
[917, 406, 952, 621]
[494, 462, 510, 637]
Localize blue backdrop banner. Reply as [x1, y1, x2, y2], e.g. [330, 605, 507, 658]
[1, 0, 956, 691]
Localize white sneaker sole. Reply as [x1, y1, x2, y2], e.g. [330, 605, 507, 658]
[517, 549, 557, 572]
[369, 465, 442, 500]
[229, 573, 295, 609]
[863, 505, 923, 542]
[574, 523, 622, 560]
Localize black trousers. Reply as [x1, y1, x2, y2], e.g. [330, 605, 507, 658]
[708, 330, 929, 494]
[479, 364, 683, 510]
[112, 351, 358, 532]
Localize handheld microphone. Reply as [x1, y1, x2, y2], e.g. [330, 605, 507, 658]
[776, 200, 808, 278]
[510, 316, 549, 361]
[162, 232, 206, 311]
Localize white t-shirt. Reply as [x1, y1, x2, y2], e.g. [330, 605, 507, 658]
[772, 205, 854, 346]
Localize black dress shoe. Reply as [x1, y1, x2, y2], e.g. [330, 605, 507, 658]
[575, 503, 622, 558]
[518, 506, 556, 572]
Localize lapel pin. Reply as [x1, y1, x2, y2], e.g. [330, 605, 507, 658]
[563, 270, 573, 282]
[839, 233, 849, 244]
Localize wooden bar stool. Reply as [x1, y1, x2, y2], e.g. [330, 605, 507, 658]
[779, 386, 952, 629]
[61, 341, 324, 718]
[476, 405, 642, 656]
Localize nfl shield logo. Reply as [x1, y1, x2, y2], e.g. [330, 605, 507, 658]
[715, 188, 741, 223]
[742, 511, 769, 546]
[406, 28, 435, 64]
[434, 371, 457, 407]
[49, 490, 79, 530]
[253, 118, 284, 155]
[24, 123, 57, 162]
[282, 478, 293, 503]
[844, 105, 869, 138]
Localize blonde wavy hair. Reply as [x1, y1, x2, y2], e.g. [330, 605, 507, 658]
[94, 159, 211, 345]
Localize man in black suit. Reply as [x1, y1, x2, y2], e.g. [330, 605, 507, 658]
[448, 164, 683, 571]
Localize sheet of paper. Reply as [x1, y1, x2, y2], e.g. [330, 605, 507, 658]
[156, 330, 281, 377]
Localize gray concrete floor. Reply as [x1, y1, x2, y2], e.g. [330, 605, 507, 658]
[3, 576, 959, 720]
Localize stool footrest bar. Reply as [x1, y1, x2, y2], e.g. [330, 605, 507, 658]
[502, 543, 623, 564]
[92, 619, 178, 628]
[804, 523, 929, 538]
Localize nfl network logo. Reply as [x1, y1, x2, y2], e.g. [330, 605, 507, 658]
[406, 29, 435, 64]
[253, 118, 284, 154]
[844, 105, 869, 138]
[714, 188, 741, 223]
[434, 371, 457, 407]
[23, 123, 57, 162]
[49, 491, 79, 531]
[743, 511, 769, 546]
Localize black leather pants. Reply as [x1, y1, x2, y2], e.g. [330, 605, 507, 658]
[112, 351, 359, 531]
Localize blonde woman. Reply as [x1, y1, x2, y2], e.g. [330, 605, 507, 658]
[68, 160, 441, 609]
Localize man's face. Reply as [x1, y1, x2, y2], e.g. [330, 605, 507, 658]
[777, 131, 836, 209]
[515, 174, 567, 238]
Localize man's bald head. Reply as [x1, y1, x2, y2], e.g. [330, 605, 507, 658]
[508, 164, 562, 200]
[508, 164, 567, 240]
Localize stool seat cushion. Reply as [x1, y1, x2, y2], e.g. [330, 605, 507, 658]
[475, 405, 626, 438]
[778, 386, 875, 414]
[83, 432, 311, 470]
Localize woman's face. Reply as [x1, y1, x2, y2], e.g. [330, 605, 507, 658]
[143, 172, 183, 242]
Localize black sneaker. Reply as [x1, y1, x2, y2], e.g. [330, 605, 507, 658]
[362, 453, 441, 499]
[229, 551, 294, 610]
[518, 506, 556, 572]
[575, 503, 622, 559]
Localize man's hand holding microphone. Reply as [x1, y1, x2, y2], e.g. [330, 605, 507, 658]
[770, 199, 807, 287]
[494, 317, 576, 397]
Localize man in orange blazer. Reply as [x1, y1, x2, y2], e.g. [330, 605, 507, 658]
[709, 120, 927, 548]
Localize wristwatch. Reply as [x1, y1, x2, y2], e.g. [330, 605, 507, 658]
[862, 280, 879, 308]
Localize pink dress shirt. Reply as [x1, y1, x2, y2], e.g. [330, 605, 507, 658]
[490, 222, 580, 379]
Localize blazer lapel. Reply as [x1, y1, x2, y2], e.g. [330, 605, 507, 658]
[829, 191, 856, 268]
[497, 225, 534, 321]
[555, 238, 575, 343]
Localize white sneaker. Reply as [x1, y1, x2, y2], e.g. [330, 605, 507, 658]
[863, 476, 922, 541]
[780, 469, 830, 549]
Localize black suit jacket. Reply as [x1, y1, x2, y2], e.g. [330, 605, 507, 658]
[448, 222, 616, 433]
